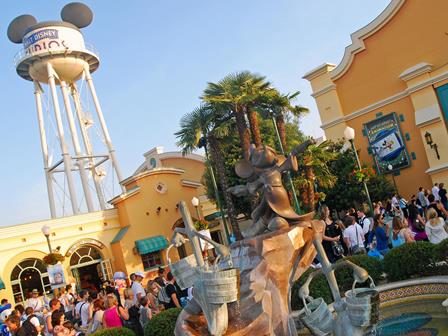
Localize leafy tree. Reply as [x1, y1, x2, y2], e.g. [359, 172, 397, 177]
[202, 71, 272, 160]
[320, 141, 395, 214]
[175, 104, 242, 240]
[203, 118, 306, 217]
[294, 141, 338, 212]
[257, 90, 309, 153]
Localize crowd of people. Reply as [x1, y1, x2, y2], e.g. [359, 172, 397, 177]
[321, 183, 448, 263]
[0, 268, 190, 336]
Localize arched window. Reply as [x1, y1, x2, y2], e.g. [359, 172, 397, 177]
[70, 246, 102, 266]
[10, 258, 51, 304]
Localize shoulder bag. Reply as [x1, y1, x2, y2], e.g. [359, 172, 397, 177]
[351, 225, 366, 255]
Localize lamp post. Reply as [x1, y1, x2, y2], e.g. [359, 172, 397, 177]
[271, 115, 302, 214]
[387, 164, 398, 194]
[191, 197, 201, 220]
[344, 126, 373, 214]
[199, 136, 231, 244]
[41, 225, 52, 253]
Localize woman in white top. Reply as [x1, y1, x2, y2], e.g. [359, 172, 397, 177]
[425, 208, 448, 244]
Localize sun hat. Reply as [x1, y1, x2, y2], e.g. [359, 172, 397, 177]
[113, 271, 127, 280]
[134, 271, 145, 278]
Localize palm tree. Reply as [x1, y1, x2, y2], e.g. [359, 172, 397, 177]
[202, 71, 271, 159]
[175, 105, 243, 240]
[295, 141, 338, 211]
[259, 90, 309, 152]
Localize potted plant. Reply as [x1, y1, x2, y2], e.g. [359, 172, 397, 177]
[43, 252, 65, 266]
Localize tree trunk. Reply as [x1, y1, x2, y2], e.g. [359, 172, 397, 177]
[247, 108, 262, 148]
[275, 114, 287, 153]
[234, 105, 251, 161]
[208, 134, 243, 241]
[300, 185, 309, 211]
[305, 167, 315, 211]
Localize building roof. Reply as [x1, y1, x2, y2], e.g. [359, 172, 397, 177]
[304, 0, 406, 82]
[330, 0, 405, 81]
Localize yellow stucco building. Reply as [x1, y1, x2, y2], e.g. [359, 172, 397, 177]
[0, 147, 223, 305]
[304, 0, 448, 198]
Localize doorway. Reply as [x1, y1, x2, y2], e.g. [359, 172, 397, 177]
[77, 263, 102, 291]
[70, 245, 113, 292]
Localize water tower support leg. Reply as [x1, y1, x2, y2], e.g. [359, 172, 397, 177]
[34, 81, 57, 218]
[83, 65, 126, 193]
[60, 80, 95, 212]
[70, 83, 107, 210]
[47, 63, 79, 215]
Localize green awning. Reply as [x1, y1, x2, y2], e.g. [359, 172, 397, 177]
[0, 278, 5, 290]
[135, 235, 169, 255]
[204, 211, 222, 221]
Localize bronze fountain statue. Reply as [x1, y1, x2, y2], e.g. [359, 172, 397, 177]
[170, 141, 378, 336]
[229, 140, 315, 238]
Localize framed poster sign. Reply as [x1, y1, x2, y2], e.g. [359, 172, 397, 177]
[47, 264, 66, 289]
[363, 113, 410, 174]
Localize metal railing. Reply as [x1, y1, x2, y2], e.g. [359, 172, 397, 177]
[13, 42, 99, 67]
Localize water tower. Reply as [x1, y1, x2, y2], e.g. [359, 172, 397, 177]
[8, 3, 125, 218]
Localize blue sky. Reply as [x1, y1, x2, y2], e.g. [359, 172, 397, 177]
[0, 0, 390, 225]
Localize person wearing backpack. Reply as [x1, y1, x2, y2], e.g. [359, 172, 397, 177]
[164, 272, 181, 309]
[74, 291, 90, 332]
[23, 307, 42, 335]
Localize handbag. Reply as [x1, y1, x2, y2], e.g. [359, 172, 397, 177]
[414, 219, 425, 232]
[331, 241, 344, 256]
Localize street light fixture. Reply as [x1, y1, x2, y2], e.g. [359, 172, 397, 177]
[191, 197, 201, 219]
[41, 225, 53, 253]
[344, 126, 373, 214]
[424, 131, 440, 160]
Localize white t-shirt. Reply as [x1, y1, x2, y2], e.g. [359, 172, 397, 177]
[343, 224, 365, 248]
[131, 281, 146, 305]
[75, 301, 90, 328]
[432, 186, 440, 201]
[26, 297, 45, 313]
[358, 216, 371, 235]
[391, 196, 399, 208]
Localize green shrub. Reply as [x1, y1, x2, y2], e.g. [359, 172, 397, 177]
[144, 308, 182, 336]
[335, 255, 383, 291]
[434, 238, 448, 262]
[291, 255, 383, 310]
[91, 327, 135, 336]
[382, 241, 444, 281]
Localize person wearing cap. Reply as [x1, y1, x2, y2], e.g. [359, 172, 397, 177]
[25, 290, 45, 313]
[131, 272, 146, 306]
[113, 272, 127, 307]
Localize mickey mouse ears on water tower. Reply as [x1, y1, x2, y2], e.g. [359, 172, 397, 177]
[61, 2, 93, 29]
[7, 2, 93, 44]
[7, 14, 37, 43]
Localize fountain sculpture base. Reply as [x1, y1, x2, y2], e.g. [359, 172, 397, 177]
[175, 221, 322, 336]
